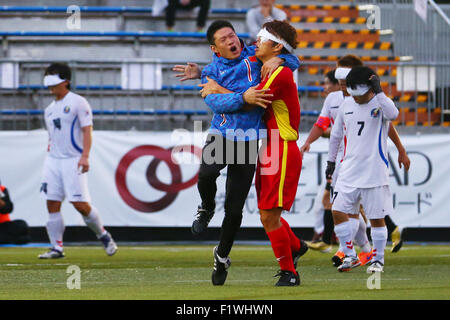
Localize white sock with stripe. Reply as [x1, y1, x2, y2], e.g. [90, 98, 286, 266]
[349, 217, 360, 240]
[46, 212, 65, 252]
[371, 226, 388, 264]
[334, 221, 356, 258]
[82, 206, 106, 238]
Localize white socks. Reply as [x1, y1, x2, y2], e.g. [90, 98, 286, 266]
[371, 226, 388, 264]
[354, 215, 372, 253]
[334, 221, 356, 257]
[82, 206, 106, 238]
[349, 217, 360, 240]
[46, 212, 65, 252]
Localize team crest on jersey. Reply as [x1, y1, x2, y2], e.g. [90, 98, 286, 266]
[371, 107, 381, 118]
[63, 106, 70, 113]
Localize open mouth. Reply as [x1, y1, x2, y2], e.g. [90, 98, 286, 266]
[230, 45, 238, 53]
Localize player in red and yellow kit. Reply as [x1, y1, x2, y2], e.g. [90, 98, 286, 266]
[253, 21, 308, 286]
[199, 20, 307, 286]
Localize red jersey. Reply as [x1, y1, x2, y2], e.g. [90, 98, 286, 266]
[255, 66, 302, 210]
[257, 66, 301, 141]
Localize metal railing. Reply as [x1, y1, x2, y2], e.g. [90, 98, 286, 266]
[0, 59, 325, 131]
[0, 57, 448, 130]
[0, 5, 248, 14]
[354, 0, 450, 117]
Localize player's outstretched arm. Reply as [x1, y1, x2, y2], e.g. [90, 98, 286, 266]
[300, 125, 325, 154]
[172, 62, 202, 81]
[388, 123, 411, 171]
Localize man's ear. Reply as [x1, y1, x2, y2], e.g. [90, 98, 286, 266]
[274, 43, 284, 54]
[210, 45, 218, 54]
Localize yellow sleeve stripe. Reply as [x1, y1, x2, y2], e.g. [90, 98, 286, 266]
[263, 66, 284, 90]
[272, 100, 298, 141]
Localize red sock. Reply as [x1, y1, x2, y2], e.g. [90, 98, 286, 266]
[267, 225, 296, 273]
[280, 217, 301, 252]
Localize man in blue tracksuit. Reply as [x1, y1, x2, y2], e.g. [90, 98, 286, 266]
[184, 20, 300, 285]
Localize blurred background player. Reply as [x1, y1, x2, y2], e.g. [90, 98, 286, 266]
[327, 66, 399, 273]
[246, 0, 287, 44]
[309, 70, 340, 245]
[39, 63, 117, 259]
[0, 179, 30, 245]
[165, 0, 211, 32]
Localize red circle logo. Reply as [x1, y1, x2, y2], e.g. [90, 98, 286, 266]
[115, 144, 202, 213]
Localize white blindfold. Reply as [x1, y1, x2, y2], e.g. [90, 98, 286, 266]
[334, 67, 351, 80]
[43, 74, 67, 87]
[346, 84, 370, 96]
[256, 28, 294, 53]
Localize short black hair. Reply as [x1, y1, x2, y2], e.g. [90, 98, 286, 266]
[45, 63, 71, 89]
[325, 69, 338, 85]
[337, 55, 363, 68]
[262, 20, 298, 55]
[346, 66, 376, 89]
[206, 20, 235, 45]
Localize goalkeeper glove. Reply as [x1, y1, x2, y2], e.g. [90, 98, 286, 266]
[325, 161, 336, 180]
[369, 74, 383, 94]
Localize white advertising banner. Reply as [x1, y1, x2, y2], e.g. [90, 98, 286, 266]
[1, 130, 449, 228]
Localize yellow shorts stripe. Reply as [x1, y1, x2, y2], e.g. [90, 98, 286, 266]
[278, 140, 288, 207]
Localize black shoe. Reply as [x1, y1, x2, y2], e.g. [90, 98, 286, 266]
[274, 270, 300, 287]
[293, 239, 309, 269]
[211, 246, 231, 286]
[331, 254, 344, 267]
[191, 206, 214, 236]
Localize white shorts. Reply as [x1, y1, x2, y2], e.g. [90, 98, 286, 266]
[41, 156, 91, 202]
[332, 184, 393, 219]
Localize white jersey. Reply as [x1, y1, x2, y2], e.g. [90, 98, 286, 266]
[44, 91, 93, 159]
[328, 93, 399, 188]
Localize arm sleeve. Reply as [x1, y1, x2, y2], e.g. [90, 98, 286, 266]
[204, 93, 245, 114]
[328, 108, 344, 162]
[377, 92, 399, 120]
[314, 95, 332, 131]
[277, 53, 300, 72]
[77, 98, 93, 128]
[201, 63, 245, 113]
[0, 189, 13, 214]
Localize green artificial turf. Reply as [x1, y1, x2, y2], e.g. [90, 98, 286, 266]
[0, 244, 449, 300]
